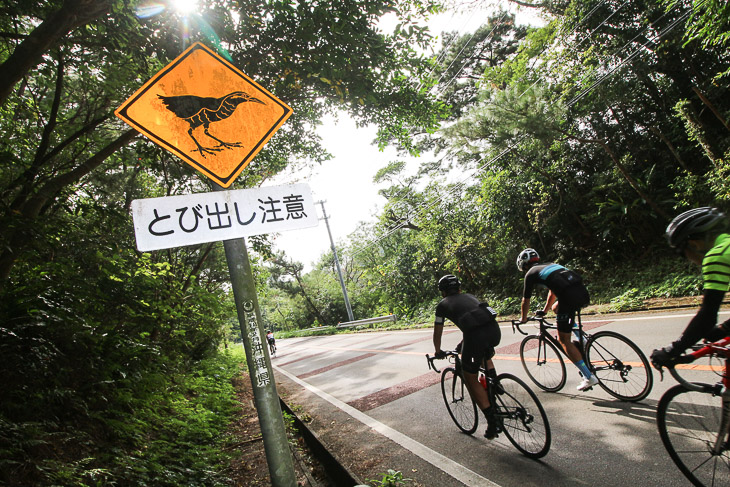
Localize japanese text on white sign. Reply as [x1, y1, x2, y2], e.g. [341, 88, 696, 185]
[131, 183, 317, 251]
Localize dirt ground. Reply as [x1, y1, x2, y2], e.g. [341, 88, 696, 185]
[226, 372, 334, 487]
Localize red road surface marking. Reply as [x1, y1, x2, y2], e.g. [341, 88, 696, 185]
[347, 372, 441, 411]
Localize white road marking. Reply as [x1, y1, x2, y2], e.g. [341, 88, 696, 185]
[274, 365, 502, 487]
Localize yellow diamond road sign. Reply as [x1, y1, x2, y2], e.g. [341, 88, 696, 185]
[115, 42, 292, 188]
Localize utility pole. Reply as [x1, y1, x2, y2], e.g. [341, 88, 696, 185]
[317, 200, 354, 322]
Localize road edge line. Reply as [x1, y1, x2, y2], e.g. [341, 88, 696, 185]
[274, 365, 502, 487]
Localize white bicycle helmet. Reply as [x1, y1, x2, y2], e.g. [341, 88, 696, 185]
[516, 248, 540, 271]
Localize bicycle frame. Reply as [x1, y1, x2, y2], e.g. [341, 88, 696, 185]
[512, 315, 588, 359]
[666, 336, 730, 392]
[426, 351, 494, 406]
[663, 336, 730, 456]
[427, 350, 552, 458]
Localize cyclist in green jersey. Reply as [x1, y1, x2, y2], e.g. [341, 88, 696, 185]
[651, 207, 730, 366]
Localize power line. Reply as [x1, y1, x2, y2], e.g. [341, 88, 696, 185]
[567, 7, 695, 106]
[436, 10, 510, 97]
[346, 1, 697, 261]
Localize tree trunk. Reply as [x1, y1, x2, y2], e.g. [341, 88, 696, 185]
[675, 100, 721, 168]
[0, 129, 138, 289]
[558, 129, 669, 219]
[0, 0, 114, 105]
[647, 126, 690, 172]
[292, 272, 329, 327]
[181, 243, 215, 294]
[597, 141, 669, 219]
[692, 86, 730, 132]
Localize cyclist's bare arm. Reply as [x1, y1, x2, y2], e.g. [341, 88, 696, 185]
[544, 290, 557, 314]
[432, 322, 444, 355]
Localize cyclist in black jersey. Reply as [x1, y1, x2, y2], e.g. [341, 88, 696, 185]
[433, 274, 502, 439]
[651, 207, 730, 367]
[516, 248, 598, 391]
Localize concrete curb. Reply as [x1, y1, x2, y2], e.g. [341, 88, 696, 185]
[280, 398, 365, 486]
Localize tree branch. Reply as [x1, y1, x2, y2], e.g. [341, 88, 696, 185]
[0, 0, 114, 105]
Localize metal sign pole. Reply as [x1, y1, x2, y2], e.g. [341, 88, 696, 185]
[214, 186, 296, 486]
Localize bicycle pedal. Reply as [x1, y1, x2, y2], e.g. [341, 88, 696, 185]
[484, 429, 499, 440]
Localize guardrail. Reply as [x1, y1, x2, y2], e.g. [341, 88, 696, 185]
[336, 314, 397, 329]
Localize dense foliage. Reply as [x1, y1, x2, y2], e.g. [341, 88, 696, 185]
[0, 0, 445, 484]
[261, 0, 730, 330]
[2, 0, 729, 482]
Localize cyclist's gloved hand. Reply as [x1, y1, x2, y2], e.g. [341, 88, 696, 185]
[535, 310, 546, 318]
[434, 350, 446, 359]
[650, 345, 680, 367]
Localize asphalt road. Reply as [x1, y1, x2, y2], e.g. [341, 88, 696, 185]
[272, 309, 730, 487]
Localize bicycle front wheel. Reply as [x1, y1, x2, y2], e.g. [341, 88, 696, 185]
[520, 335, 566, 392]
[657, 384, 730, 487]
[585, 331, 653, 401]
[495, 373, 551, 459]
[441, 367, 478, 435]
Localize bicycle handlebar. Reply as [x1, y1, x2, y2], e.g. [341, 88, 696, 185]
[425, 350, 459, 374]
[511, 317, 551, 336]
[652, 338, 730, 393]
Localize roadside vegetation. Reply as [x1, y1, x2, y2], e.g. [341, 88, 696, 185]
[0, 0, 728, 485]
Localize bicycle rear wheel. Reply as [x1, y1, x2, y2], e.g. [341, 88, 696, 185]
[657, 384, 730, 487]
[585, 331, 653, 401]
[494, 373, 551, 459]
[441, 367, 478, 434]
[520, 335, 566, 392]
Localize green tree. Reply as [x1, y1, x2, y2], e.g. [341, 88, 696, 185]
[0, 0, 452, 483]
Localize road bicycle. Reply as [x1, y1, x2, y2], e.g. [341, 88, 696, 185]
[654, 336, 730, 487]
[426, 350, 551, 459]
[512, 313, 653, 401]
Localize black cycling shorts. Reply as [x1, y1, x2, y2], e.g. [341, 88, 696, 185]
[461, 324, 501, 374]
[555, 285, 590, 333]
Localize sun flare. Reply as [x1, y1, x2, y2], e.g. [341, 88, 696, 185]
[172, 0, 198, 15]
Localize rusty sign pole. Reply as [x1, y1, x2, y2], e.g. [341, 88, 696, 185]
[214, 185, 296, 486]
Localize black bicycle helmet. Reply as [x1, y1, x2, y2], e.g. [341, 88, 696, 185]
[665, 207, 727, 252]
[516, 248, 540, 271]
[438, 274, 461, 292]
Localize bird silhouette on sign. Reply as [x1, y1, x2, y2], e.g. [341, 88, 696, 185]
[157, 91, 265, 157]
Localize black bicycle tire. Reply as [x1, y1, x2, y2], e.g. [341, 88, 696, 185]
[657, 384, 730, 487]
[520, 335, 566, 392]
[441, 367, 478, 435]
[495, 373, 551, 459]
[585, 330, 653, 401]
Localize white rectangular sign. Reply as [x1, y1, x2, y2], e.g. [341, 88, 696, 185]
[131, 183, 318, 251]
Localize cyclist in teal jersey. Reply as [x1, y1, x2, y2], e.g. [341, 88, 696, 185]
[651, 207, 730, 366]
[516, 248, 597, 391]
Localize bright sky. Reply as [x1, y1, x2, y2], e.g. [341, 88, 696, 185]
[270, 5, 545, 270]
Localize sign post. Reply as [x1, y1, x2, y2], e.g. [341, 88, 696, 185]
[117, 42, 301, 486]
[213, 185, 296, 486]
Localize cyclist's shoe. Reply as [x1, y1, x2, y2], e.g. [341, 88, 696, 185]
[483, 408, 500, 440]
[484, 419, 500, 440]
[577, 375, 599, 391]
